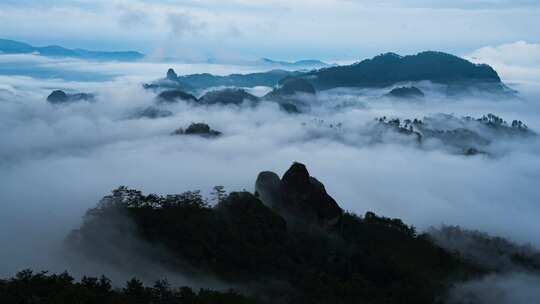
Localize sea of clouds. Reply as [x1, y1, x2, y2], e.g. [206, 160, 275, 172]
[1, 42, 540, 301]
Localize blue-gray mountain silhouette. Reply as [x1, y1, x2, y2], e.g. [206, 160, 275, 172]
[147, 52, 507, 95]
[0, 39, 144, 61]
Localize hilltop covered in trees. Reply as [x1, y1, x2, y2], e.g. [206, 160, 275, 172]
[4, 162, 540, 303]
[61, 162, 484, 304]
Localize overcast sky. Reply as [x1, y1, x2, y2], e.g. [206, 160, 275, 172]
[1, 0, 539, 61]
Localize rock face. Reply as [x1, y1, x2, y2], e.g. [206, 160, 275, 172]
[254, 171, 282, 208]
[255, 162, 343, 227]
[172, 123, 222, 138]
[47, 90, 95, 104]
[166, 68, 179, 81]
[157, 90, 198, 103]
[387, 86, 425, 99]
[199, 88, 259, 106]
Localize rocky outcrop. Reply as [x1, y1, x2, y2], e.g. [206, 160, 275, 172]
[166, 68, 179, 81]
[254, 171, 282, 208]
[143, 68, 194, 93]
[47, 90, 95, 104]
[255, 162, 343, 227]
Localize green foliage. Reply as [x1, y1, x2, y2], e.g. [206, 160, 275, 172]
[0, 270, 256, 304]
[64, 187, 479, 304]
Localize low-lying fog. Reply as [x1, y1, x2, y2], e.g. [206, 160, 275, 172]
[1, 52, 540, 291]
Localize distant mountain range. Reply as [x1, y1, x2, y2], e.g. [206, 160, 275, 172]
[205, 57, 332, 70]
[147, 51, 509, 95]
[0, 39, 145, 61]
[258, 58, 332, 69]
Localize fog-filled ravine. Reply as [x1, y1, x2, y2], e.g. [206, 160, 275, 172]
[1, 46, 540, 303]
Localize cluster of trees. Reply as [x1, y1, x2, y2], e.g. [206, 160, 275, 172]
[375, 117, 422, 140]
[464, 113, 529, 131]
[0, 270, 255, 304]
[65, 185, 480, 304]
[375, 113, 534, 154]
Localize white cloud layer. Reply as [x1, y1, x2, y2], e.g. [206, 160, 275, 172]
[1, 51, 540, 286]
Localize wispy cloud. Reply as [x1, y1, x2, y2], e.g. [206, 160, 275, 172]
[1, 0, 539, 61]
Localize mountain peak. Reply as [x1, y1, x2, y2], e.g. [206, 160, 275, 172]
[166, 68, 178, 81]
[256, 162, 343, 226]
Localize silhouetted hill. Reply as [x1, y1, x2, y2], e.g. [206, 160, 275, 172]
[386, 86, 425, 99]
[172, 123, 222, 138]
[300, 52, 502, 91]
[179, 70, 301, 91]
[145, 69, 301, 93]
[266, 78, 316, 98]
[146, 52, 506, 95]
[0, 39, 144, 61]
[263, 78, 316, 112]
[66, 162, 481, 304]
[156, 90, 198, 104]
[199, 88, 259, 106]
[47, 90, 95, 104]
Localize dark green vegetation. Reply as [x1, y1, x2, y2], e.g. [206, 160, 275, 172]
[47, 90, 95, 104]
[61, 163, 484, 304]
[0, 39, 144, 61]
[0, 270, 255, 304]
